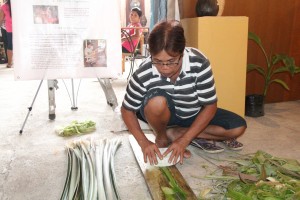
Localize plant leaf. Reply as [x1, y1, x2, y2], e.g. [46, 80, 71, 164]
[247, 64, 265, 77]
[282, 163, 300, 172]
[248, 32, 262, 46]
[60, 148, 72, 200]
[272, 67, 290, 74]
[199, 188, 212, 199]
[272, 54, 300, 76]
[269, 79, 290, 90]
[271, 54, 291, 65]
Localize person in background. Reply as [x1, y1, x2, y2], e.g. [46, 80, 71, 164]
[45, 6, 59, 24]
[84, 41, 96, 66]
[121, 20, 247, 165]
[121, 7, 142, 53]
[0, 0, 12, 68]
[0, 1, 7, 64]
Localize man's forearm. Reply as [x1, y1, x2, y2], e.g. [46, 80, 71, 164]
[181, 103, 217, 142]
[121, 106, 149, 147]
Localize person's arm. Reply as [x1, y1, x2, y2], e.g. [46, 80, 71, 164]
[121, 106, 163, 165]
[0, 9, 4, 25]
[121, 37, 128, 43]
[164, 103, 217, 164]
[129, 26, 141, 41]
[180, 102, 217, 142]
[121, 25, 141, 42]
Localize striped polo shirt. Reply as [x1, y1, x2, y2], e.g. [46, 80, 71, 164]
[122, 47, 217, 119]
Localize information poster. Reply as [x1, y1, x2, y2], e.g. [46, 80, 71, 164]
[12, 0, 122, 80]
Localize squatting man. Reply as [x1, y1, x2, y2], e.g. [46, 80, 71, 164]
[121, 20, 247, 165]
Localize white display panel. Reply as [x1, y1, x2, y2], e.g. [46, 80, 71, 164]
[12, 0, 122, 80]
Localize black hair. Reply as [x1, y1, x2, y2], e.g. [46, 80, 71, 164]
[131, 7, 142, 17]
[148, 20, 186, 56]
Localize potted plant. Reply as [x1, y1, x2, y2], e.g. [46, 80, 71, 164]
[246, 32, 300, 117]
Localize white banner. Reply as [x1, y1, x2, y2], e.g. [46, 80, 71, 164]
[12, 0, 122, 80]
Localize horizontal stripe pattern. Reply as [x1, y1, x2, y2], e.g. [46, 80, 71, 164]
[122, 47, 217, 119]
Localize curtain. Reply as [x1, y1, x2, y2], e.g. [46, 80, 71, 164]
[167, 0, 180, 20]
[150, 0, 180, 30]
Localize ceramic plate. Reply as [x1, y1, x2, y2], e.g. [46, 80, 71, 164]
[153, 148, 179, 167]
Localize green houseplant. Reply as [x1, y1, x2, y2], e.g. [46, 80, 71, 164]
[246, 32, 300, 117]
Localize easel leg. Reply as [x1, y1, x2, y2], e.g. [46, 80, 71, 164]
[48, 80, 58, 120]
[19, 80, 44, 134]
[97, 78, 118, 110]
[71, 79, 78, 110]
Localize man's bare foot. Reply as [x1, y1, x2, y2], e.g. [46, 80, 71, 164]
[184, 149, 192, 158]
[166, 127, 188, 142]
[155, 137, 171, 148]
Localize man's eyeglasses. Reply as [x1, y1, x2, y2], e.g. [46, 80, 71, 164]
[151, 54, 182, 67]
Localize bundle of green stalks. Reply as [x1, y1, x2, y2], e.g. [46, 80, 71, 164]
[160, 167, 187, 200]
[56, 120, 96, 137]
[201, 150, 300, 200]
[60, 138, 122, 200]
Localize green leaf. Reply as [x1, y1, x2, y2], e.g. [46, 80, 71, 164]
[264, 164, 277, 177]
[199, 188, 212, 199]
[282, 163, 300, 172]
[226, 181, 253, 200]
[270, 79, 290, 90]
[272, 67, 290, 74]
[247, 64, 266, 77]
[272, 54, 291, 65]
[280, 54, 295, 66]
[272, 54, 300, 76]
[248, 32, 262, 46]
[253, 151, 267, 165]
[161, 186, 176, 200]
[235, 160, 252, 167]
[160, 167, 187, 200]
[161, 187, 175, 195]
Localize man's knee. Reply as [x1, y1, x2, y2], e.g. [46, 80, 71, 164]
[144, 96, 169, 117]
[229, 126, 246, 138]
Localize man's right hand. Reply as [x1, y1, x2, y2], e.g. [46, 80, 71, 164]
[139, 139, 163, 165]
[120, 107, 164, 165]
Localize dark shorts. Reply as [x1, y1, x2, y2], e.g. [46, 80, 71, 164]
[122, 46, 130, 53]
[137, 88, 247, 130]
[6, 32, 13, 50]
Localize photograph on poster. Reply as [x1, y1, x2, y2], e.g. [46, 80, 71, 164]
[33, 5, 59, 24]
[83, 39, 107, 68]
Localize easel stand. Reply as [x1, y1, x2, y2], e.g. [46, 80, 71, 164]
[48, 79, 58, 120]
[19, 78, 118, 134]
[19, 79, 59, 134]
[98, 78, 118, 110]
[70, 79, 78, 110]
[19, 80, 44, 134]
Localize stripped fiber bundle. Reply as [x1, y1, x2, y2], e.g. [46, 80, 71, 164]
[60, 138, 122, 200]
